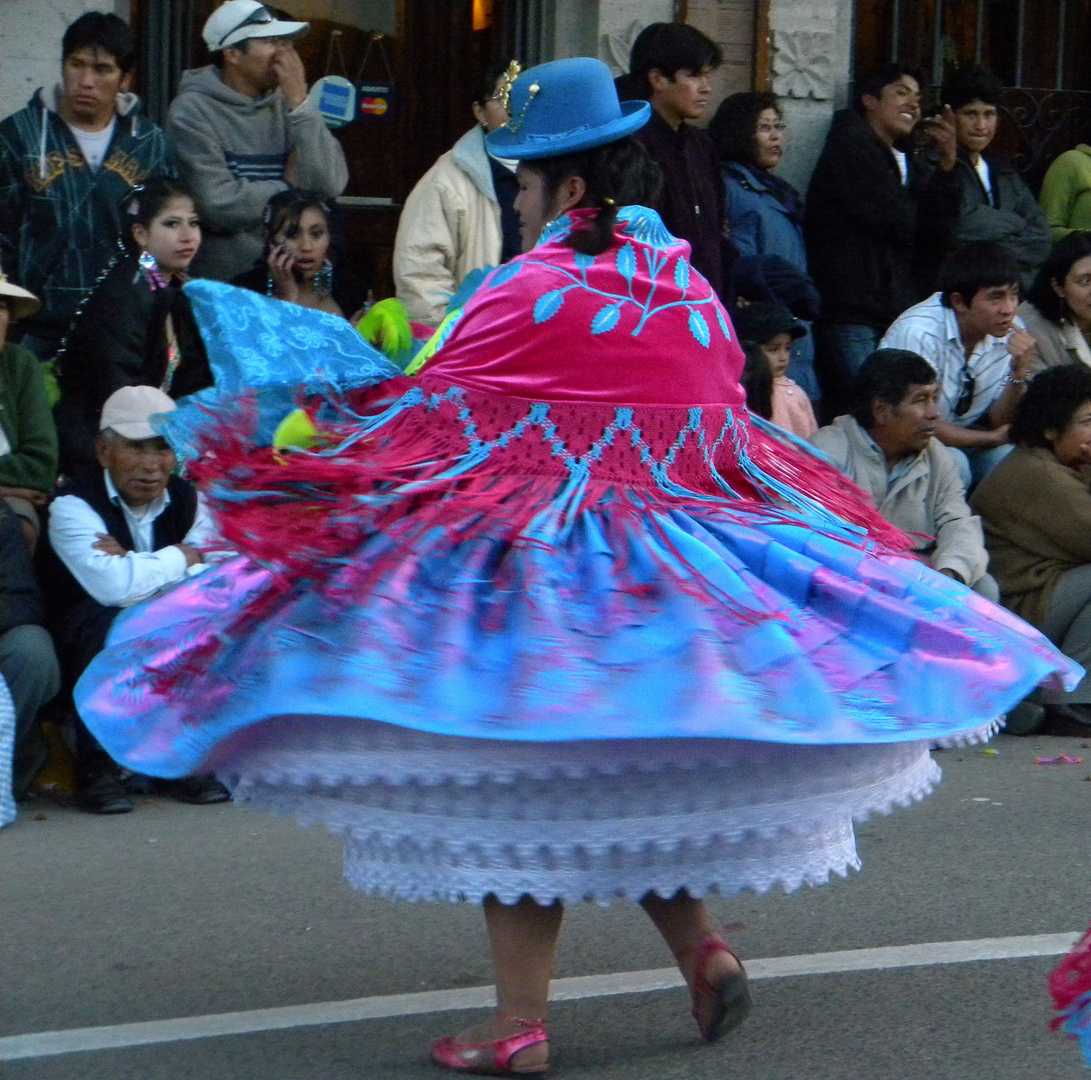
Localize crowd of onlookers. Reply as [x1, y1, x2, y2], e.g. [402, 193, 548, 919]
[5, 4, 1091, 822]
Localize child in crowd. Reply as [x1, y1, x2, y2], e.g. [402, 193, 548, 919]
[233, 190, 367, 320]
[54, 176, 212, 476]
[733, 302, 818, 437]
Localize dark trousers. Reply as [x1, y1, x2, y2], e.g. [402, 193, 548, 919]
[53, 598, 121, 771]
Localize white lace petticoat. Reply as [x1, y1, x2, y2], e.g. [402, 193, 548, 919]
[214, 716, 995, 905]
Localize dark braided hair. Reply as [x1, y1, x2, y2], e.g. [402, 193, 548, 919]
[522, 136, 663, 257]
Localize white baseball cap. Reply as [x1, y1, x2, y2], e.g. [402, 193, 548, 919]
[100, 386, 177, 440]
[203, 1, 308, 52]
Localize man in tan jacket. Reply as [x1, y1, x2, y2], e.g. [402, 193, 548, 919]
[811, 348, 996, 597]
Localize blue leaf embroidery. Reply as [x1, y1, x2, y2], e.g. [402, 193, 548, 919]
[534, 289, 566, 323]
[573, 252, 594, 271]
[688, 307, 710, 348]
[591, 301, 623, 334]
[616, 243, 636, 282]
[715, 305, 732, 340]
[489, 262, 523, 287]
[674, 257, 690, 290]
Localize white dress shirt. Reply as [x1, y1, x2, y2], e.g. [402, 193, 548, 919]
[49, 471, 220, 608]
[879, 292, 1023, 426]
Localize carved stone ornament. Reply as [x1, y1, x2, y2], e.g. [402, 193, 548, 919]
[601, 20, 645, 76]
[771, 29, 834, 100]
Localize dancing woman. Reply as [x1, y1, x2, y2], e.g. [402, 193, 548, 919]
[76, 59, 1078, 1076]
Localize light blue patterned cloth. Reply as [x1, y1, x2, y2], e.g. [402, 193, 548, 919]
[0, 674, 16, 828]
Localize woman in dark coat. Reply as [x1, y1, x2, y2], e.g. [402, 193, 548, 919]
[54, 177, 211, 475]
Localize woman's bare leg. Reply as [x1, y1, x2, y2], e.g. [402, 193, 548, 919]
[435, 894, 562, 1072]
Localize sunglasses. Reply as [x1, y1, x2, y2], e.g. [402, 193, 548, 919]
[953, 365, 976, 417]
[218, 5, 276, 47]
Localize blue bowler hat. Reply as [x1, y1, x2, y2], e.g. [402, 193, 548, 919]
[486, 57, 651, 160]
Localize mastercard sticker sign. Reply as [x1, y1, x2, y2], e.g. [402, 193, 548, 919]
[358, 83, 395, 122]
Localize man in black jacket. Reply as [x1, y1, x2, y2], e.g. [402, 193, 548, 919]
[45, 386, 228, 813]
[630, 23, 731, 300]
[806, 63, 961, 415]
[935, 66, 1051, 289]
[0, 500, 60, 800]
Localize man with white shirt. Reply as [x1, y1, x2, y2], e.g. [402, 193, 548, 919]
[0, 12, 170, 361]
[46, 386, 227, 813]
[880, 241, 1036, 486]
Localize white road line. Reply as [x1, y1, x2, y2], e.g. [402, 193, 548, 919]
[1, 931, 1078, 1062]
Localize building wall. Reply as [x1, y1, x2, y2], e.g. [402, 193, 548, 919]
[0, 0, 130, 121]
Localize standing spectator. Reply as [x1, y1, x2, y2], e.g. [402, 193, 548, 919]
[805, 63, 961, 411]
[811, 348, 996, 598]
[54, 177, 212, 477]
[930, 66, 1051, 288]
[880, 242, 1035, 486]
[167, 1, 349, 282]
[629, 23, 728, 297]
[0, 12, 169, 362]
[709, 90, 817, 399]
[1040, 144, 1091, 243]
[46, 387, 228, 813]
[971, 364, 1091, 734]
[1019, 232, 1091, 372]
[733, 303, 817, 438]
[233, 190, 367, 318]
[0, 274, 58, 551]
[394, 61, 521, 328]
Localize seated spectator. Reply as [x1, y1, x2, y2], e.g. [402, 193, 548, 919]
[932, 67, 1051, 289]
[394, 60, 520, 329]
[233, 189, 365, 318]
[167, 1, 348, 281]
[1040, 143, 1091, 243]
[811, 348, 997, 598]
[1019, 231, 1091, 373]
[709, 91, 818, 399]
[739, 343, 773, 421]
[805, 63, 960, 411]
[0, 11, 170, 362]
[0, 499, 61, 801]
[0, 274, 59, 549]
[54, 177, 212, 477]
[630, 23, 728, 298]
[733, 303, 817, 437]
[880, 242, 1035, 486]
[45, 386, 228, 813]
[971, 364, 1091, 734]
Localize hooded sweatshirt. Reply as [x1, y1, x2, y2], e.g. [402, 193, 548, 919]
[0, 87, 169, 337]
[166, 67, 349, 282]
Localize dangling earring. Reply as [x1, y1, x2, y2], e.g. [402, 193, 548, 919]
[266, 273, 275, 297]
[139, 249, 166, 289]
[315, 259, 333, 297]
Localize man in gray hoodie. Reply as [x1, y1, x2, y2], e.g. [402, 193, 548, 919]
[167, 1, 349, 282]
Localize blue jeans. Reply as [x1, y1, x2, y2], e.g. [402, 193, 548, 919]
[814, 322, 883, 417]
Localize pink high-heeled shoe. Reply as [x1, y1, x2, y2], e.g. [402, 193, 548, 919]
[430, 1013, 549, 1076]
[688, 934, 752, 1042]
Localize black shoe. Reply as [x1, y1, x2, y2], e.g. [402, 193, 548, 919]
[1041, 704, 1091, 737]
[157, 775, 231, 805]
[76, 772, 134, 815]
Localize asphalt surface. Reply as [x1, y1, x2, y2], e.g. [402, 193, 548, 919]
[4, 731, 1091, 1080]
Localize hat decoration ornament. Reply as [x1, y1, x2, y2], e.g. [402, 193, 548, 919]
[495, 60, 522, 113]
[502, 80, 540, 135]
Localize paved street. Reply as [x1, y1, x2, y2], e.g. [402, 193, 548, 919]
[4, 730, 1091, 1080]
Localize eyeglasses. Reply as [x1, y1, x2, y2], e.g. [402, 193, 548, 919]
[953, 365, 976, 417]
[757, 122, 787, 134]
[218, 5, 275, 47]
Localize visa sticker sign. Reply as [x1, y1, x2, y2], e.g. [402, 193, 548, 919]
[358, 82, 395, 121]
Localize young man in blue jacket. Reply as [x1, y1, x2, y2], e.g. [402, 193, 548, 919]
[0, 12, 169, 362]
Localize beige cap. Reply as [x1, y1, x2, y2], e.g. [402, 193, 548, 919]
[100, 386, 177, 440]
[0, 273, 40, 322]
